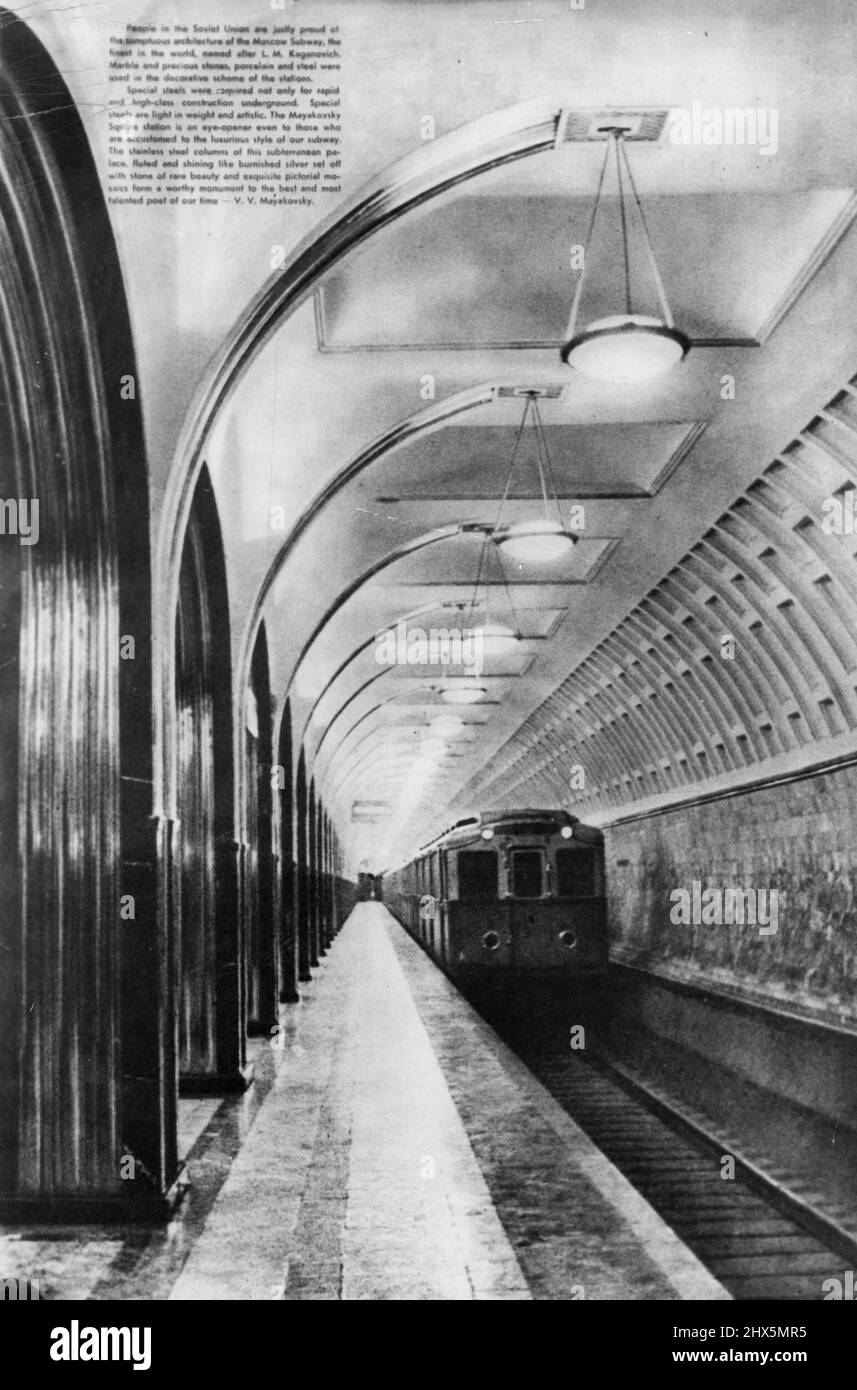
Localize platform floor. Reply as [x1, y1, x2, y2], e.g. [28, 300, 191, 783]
[0, 905, 729, 1301]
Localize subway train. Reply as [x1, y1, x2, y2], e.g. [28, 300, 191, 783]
[357, 872, 384, 902]
[385, 809, 608, 983]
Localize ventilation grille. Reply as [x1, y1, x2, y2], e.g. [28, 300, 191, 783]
[494, 385, 566, 400]
[556, 108, 671, 145]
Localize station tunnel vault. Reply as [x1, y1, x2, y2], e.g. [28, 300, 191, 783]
[1, 0, 857, 1225]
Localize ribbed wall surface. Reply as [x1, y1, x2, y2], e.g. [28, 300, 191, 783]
[454, 376, 857, 821]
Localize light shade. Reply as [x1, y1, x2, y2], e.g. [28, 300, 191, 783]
[471, 622, 519, 657]
[561, 314, 690, 382]
[441, 681, 487, 705]
[494, 518, 576, 564]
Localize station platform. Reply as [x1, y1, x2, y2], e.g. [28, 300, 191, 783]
[0, 905, 729, 1301]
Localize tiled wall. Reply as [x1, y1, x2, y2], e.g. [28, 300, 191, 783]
[604, 762, 857, 1029]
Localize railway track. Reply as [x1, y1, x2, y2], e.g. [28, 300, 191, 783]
[479, 997, 857, 1300]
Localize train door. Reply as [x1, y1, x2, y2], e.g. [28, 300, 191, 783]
[455, 848, 507, 968]
[510, 849, 543, 899]
[439, 850, 449, 961]
[509, 847, 545, 968]
[428, 852, 437, 952]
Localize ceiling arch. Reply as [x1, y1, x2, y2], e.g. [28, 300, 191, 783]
[154, 102, 564, 819]
[298, 593, 500, 751]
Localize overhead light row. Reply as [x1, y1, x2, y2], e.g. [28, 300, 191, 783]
[382, 131, 686, 733]
[441, 132, 684, 707]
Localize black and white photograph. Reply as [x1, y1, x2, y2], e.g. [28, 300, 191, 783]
[1, 0, 856, 1349]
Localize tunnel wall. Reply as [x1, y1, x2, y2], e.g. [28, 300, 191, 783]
[604, 760, 857, 1031]
[604, 964, 857, 1141]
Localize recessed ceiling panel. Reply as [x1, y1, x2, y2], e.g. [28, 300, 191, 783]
[317, 190, 855, 349]
[378, 536, 614, 583]
[370, 600, 566, 639]
[373, 421, 703, 498]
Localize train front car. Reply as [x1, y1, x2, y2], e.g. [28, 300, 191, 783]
[443, 810, 608, 985]
[388, 809, 608, 989]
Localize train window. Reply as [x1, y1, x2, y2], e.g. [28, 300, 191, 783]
[510, 849, 543, 898]
[457, 850, 498, 901]
[555, 847, 597, 897]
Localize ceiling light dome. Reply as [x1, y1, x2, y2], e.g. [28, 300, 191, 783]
[560, 130, 689, 383]
[494, 517, 577, 563]
[562, 314, 689, 382]
[441, 681, 487, 705]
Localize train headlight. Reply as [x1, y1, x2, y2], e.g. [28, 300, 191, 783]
[558, 930, 577, 950]
[482, 930, 500, 951]
[481, 827, 494, 840]
[560, 825, 573, 839]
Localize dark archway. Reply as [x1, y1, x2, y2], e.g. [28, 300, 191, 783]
[245, 622, 277, 1035]
[308, 779, 321, 966]
[296, 749, 311, 982]
[277, 701, 299, 1003]
[174, 466, 245, 1095]
[319, 804, 332, 952]
[322, 812, 331, 950]
[0, 13, 173, 1217]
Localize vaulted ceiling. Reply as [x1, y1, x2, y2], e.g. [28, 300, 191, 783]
[35, 0, 857, 872]
[203, 0, 857, 872]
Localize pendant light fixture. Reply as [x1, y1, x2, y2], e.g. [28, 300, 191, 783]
[438, 526, 522, 705]
[561, 127, 689, 382]
[465, 525, 522, 659]
[440, 681, 487, 706]
[491, 391, 578, 564]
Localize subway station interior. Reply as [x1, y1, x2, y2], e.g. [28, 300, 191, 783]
[2, 0, 857, 1305]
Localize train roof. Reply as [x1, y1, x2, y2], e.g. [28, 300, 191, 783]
[379, 808, 604, 874]
[416, 808, 603, 854]
[480, 808, 576, 828]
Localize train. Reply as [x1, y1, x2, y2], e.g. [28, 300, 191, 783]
[384, 808, 608, 983]
[357, 871, 384, 902]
